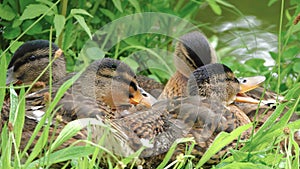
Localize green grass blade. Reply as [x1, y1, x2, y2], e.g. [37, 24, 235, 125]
[50, 118, 104, 151]
[196, 123, 252, 168]
[22, 71, 83, 165]
[0, 53, 6, 112]
[26, 146, 95, 168]
[157, 137, 195, 169]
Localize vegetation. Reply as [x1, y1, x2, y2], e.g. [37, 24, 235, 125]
[0, 0, 299, 168]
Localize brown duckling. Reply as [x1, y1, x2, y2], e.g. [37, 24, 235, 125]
[1, 57, 153, 159]
[158, 31, 217, 100]
[1, 40, 66, 133]
[92, 63, 259, 168]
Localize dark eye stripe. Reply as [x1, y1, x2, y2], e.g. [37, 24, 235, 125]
[13, 54, 48, 72]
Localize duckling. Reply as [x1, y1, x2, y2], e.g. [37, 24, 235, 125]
[1, 40, 66, 133]
[158, 31, 217, 99]
[92, 63, 257, 168]
[25, 58, 152, 121]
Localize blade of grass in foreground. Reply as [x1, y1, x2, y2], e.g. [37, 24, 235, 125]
[196, 123, 252, 168]
[0, 54, 6, 112]
[27, 146, 96, 168]
[157, 137, 195, 169]
[242, 83, 300, 151]
[22, 71, 84, 167]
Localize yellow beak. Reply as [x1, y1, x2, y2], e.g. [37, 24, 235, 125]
[239, 76, 266, 93]
[234, 76, 266, 104]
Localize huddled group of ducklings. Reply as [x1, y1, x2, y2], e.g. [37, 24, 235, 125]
[1, 31, 298, 168]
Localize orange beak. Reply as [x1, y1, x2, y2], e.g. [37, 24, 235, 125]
[129, 89, 152, 108]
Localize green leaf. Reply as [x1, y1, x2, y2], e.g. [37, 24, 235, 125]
[85, 47, 105, 60]
[99, 8, 115, 20]
[196, 123, 252, 168]
[128, 0, 141, 12]
[28, 146, 95, 168]
[50, 118, 105, 151]
[9, 41, 23, 54]
[21, 20, 43, 35]
[71, 9, 93, 17]
[54, 14, 66, 38]
[0, 4, 16, 21]
[293, 61, 300, 73]
[3, 26, 21, 39]
[219, 162, 272, 169]
[112, 0, 123, 13]
[62, 20, 75, 51]
[14, 88, 25, 148]
[268, 0, 278, 6]
[207, 0, 222, 15]
[20, 4, 51, 20]
[0, 53, 6, 113]
[73, 15, 92, 39]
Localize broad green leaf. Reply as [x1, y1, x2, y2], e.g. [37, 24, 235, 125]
[207, 0, 222, 15]
[20, 4, 52, 20]
[85, 47, 105, 60]
[3, 26, 21, 39]
[112, 0, 123, 13]
[37, 0, 58, 13]
[12, 19, 23, 28]
[71, 9, 93, 17]
[73, 15, 92, 39]
[8, 41, 23, 53]
[21, 20, 43, 35]
[54, 14, 66, 38]
[0, 4, 16, 21]
[293, 61, 300, 73]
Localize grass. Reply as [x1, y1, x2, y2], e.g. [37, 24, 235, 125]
[0, 1, 300, 168]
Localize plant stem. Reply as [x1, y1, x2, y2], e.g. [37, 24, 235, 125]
[276, 0, 284, 96]
[58, 0, 68, 48]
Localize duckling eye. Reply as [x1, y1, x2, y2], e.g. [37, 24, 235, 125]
[28, 55, 36, 61]
[239, 78, 247, 84]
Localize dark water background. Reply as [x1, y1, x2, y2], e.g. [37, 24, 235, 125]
[197, 0, 289, 66]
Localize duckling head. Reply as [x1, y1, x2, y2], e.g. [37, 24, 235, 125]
[6, 40, 66, 86]
[78, 58, 151, 109]
[188, 63, 240, 105]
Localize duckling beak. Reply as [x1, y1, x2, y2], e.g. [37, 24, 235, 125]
[234, 76, 266, 104]
[129, 88, 153, 108]
[6, 66, 18, 85]
[238, 76, 266, 93]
